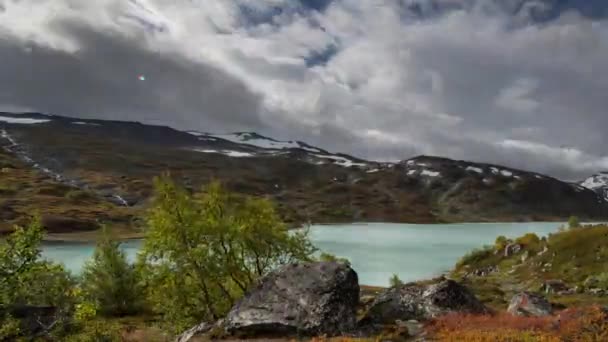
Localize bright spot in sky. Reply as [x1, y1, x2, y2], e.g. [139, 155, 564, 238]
[138, 75, 146, 81]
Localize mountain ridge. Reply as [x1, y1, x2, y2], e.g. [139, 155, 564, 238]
[0, 111, 607, 237]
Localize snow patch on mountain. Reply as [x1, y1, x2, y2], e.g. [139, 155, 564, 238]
[72, 121, 101, 126]
[466, 166, 483, 174]
[500, 170, 513, 177]
[312, 154, 367, 167]
[205, 132, 323, 153]
[581, 173, 608, 190]
[580, 172, 608, 200]
[191, 148, 255, 158]
[421, 169, 441, 177]
[0, 115, 51, 124]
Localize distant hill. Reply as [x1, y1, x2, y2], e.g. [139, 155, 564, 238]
[1, 112, 607, 236]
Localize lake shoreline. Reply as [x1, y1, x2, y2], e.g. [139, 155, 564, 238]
[40, 219, 576, 243]
[41, 222, 568, 287]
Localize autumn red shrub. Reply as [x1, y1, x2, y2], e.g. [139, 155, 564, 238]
[428, 306, 608, 341]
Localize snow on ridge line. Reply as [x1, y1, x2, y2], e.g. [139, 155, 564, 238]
[187, 131, 325, 153]
[210, 133, 323, 152]
[191, 148, 255, 158]
[0, 116, 51, 124]
[72, 121, 101, 126]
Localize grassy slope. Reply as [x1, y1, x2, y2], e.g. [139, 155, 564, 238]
[0, 147, 137, 239]
[451, 223, 608, 310]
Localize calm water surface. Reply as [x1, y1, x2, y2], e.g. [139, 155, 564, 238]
[41, 222, 566, 286]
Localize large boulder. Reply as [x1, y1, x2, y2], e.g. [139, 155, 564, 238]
[361, 284, 425, 325]
[422, 279, 489, 318]
[507, 292, 552, 317]
[363, 280, 488, 325]
[223, 261, 359, 338]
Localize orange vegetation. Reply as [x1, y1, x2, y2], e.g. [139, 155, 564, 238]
[428, 306, 608, 342]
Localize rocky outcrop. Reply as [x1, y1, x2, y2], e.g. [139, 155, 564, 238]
[507, 292, 552, 317]
[174, 321, 218, 342]
[504, 243, 522, 257]
[541, 279, 570, 295]
[362, 280, 488, 325]
[466, 265, 498, 278]
[223, 261, 359, 338]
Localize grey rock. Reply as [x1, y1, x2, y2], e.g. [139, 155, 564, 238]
[541, 280, 569, 294]
[507, 292, 552, 317]
[363, 280, 488, 324]
[583, 276, 600, 289]
[422, 280, 489, 318]
[175, 321, 216, 342]
[504, 243, 522, 257]
[589, 288, 605, 296]
[469, 265, 498, 277]
[223, 261, 359, 338]
[362, 283, 426, 324]
[521, 250, 530, 263]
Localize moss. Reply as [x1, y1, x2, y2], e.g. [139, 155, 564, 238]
[455, 246, 495, 270]
[0, 184, 17, 195]
[65, 189, 97, 202]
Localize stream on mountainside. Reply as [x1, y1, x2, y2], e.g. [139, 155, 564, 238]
[40, 222, 566, 286]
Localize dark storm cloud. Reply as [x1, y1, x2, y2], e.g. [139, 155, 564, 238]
[0, 21, 265, 132]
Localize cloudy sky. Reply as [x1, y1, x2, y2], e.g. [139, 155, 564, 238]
[0, 0, 607, 180]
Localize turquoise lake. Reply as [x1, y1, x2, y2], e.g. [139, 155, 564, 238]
[41, 222, 567, 286]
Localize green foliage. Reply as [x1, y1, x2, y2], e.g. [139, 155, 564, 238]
[64, 319, 123, 342]
[0, 216, 76, 309]
[568, 216, 581, 229]
[0, 183, 17, 195]
[73, 301, 98, 322]
[80, 228, 142, 317]
[515, 233, 540, 246]
[0, 217, 77, 338]
[0, 315, 21, 341]
[137, 177, 317, 333]
[65, 189, 95, 202]
[514, 233, 541, 253]
[319, 252, 351, 266]
[455, 246, 494, 269]
[494, 235, 509, 252]
[389, 274, 404, 287]
[0, 216, 45, 287]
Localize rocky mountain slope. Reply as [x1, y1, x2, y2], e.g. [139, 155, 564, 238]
[1, 112, 607, 235]
[580, 172, 608, 201]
